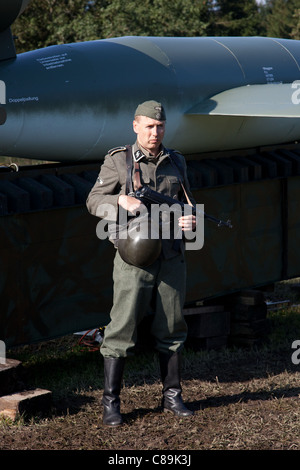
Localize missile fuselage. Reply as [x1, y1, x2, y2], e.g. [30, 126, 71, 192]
[1, 35, 300, 162]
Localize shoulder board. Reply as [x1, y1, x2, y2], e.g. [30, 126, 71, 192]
[108, 146, 128, 156]
[167, 148, 183, 157]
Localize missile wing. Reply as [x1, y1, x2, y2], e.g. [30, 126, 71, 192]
[0, 0, 30, 61]
[188, 83, 300, 118]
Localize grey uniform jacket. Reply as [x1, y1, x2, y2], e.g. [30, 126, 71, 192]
[86, 141, 195, 259]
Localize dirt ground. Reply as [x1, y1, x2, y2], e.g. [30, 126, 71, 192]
[1, 283, 300, 454]
[1, 328, 300, 453]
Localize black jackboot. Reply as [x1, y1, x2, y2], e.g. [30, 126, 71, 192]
[102, 357, 125, 426]
[159, 351, 193, 417]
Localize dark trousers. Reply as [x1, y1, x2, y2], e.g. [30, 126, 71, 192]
[100, 250, 188, 358]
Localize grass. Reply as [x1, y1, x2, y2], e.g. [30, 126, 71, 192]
[6, 300, 300, 402]
[1, 280, 300, 450]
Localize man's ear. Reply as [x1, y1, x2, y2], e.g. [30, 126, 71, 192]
[133, 119, 138, 134]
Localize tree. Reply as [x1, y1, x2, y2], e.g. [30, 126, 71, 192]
[12, 0, 99, 53]
[99, 0, 213, 38]
[212, 0, 263, 36]
[263, 0, 300, 39]
[11, 0, 284, 55]
[291, 7, 300, 39]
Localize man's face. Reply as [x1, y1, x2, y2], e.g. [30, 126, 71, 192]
[133, 115, 165, 155]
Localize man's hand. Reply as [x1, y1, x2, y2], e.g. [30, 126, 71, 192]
[118, 195, 146, 215]
[178, 214, 196, 231]
[119, 195, 196, 230]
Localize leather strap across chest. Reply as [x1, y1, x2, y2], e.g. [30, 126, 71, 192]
[125, 145, 142, 194]
[125, 145, 191, 205]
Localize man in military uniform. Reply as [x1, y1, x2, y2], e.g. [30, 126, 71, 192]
[86, 100, 196, 426]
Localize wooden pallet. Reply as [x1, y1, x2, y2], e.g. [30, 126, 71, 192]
[0, 358, 52, 421]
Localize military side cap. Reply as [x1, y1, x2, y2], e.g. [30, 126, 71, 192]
[134, 100, 166, 121]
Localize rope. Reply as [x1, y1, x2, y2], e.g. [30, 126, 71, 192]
[76, 326, 105, 352]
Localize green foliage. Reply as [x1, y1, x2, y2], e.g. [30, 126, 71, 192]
[12, 0, 100, 52]
[263, 0, 300, 39]
[10, 0, 300, 54]
[214, 0, 263, 36]
[99, 0, 212, 38]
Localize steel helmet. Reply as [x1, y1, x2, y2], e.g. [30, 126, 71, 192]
[117, 214, 161, 268]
